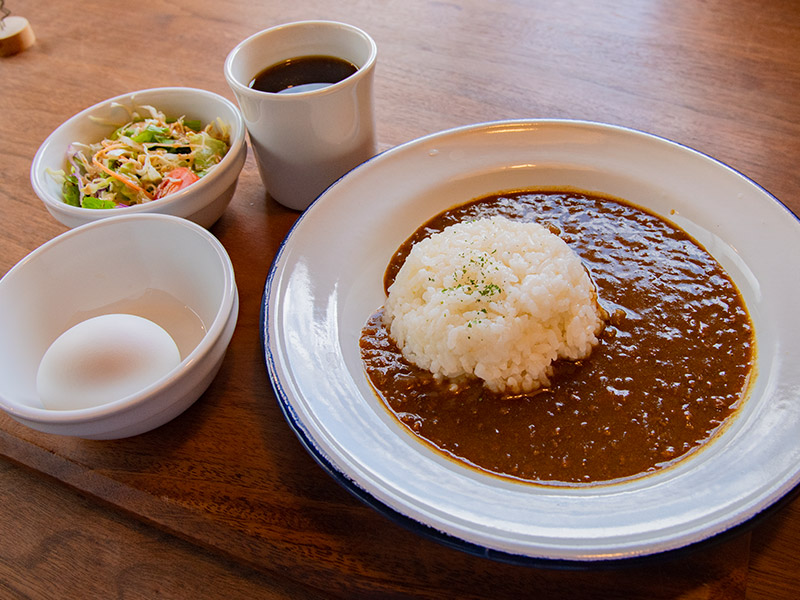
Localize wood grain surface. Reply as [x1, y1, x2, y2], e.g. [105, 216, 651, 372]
[1, 0, 799, 598]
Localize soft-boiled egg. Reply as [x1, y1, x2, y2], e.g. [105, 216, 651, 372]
[36, 313, 181, 410]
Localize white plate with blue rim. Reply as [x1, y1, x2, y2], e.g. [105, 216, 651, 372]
[262, 119, 800, 565]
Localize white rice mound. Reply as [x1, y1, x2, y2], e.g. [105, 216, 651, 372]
[383, 216, 604, 394]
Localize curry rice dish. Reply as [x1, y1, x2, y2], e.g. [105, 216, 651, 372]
[360, 189, 755, 485]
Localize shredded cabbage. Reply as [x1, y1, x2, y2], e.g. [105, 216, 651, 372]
[52, 105, 230, 208]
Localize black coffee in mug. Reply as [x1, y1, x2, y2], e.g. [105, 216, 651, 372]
[249, 55, 358, 94]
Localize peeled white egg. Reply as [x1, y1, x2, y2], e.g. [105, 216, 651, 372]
[36, 314, 181, 410]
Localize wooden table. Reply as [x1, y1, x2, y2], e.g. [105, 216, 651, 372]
[2, 0, 799, 597]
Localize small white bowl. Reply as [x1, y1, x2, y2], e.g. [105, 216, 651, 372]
[0, 213, 238, 439]
[31, 87, 247, 229]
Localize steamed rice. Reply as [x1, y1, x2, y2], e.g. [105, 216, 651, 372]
[383, 216, 604, 393]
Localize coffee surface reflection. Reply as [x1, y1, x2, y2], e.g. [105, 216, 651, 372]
[249, 55, 358, 94]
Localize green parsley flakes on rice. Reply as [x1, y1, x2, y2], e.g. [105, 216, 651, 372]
[383, 216, 605, 393]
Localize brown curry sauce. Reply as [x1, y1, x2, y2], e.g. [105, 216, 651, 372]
[359, 190, 755, 485]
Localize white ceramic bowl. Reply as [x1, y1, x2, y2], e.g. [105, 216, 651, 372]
[0, 213, 238, 439]
[265, 120, 800, 563]
[30, 87, 247, 229]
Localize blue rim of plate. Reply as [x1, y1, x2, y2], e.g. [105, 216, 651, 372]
[261, 119, 800, 567]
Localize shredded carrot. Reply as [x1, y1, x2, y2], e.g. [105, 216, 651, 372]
[92, 147, 153, 200]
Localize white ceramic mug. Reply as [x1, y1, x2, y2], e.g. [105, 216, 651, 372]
[224, 21, 377, 211]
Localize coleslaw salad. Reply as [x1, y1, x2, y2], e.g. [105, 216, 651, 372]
[47, 103, 230, 209]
